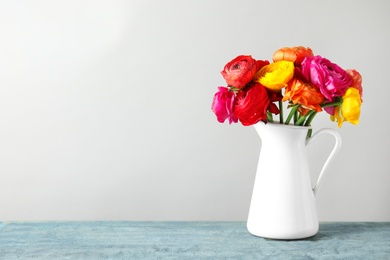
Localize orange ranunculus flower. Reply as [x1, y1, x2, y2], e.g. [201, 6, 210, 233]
[346, 69, 363, 101]
[273, 46, 314, 65]
[331, 87, 362, 127]
[254, 61, 294, 92]
[283, 78, 325, 115]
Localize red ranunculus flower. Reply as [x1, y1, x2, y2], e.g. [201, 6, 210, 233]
[301, 55, 352, 102]
[256, 59, 270, 72]
[211, 86, 238, 124]
[221, 55, 258, 89]
[267, 90, 282, 115]
[233, 83, 270, 126]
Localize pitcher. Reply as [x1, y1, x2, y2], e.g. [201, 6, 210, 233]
[247, 122, 342, 239]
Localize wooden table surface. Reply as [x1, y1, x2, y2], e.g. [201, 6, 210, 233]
[0, 221, 389, 259]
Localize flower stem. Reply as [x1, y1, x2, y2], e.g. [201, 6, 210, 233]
[279, 100, 284, 124]
[321, 100, 342, 108]
[267, 111, 274, 122]
[304, 111, 317, 126]
[285, 105, 298, 125]
[306, 129, 313, 139]
[295, 115, 305, 126]
[294, 109, 298, 124]
[304, 111, 317, 139]
[295, 110, 316, 126]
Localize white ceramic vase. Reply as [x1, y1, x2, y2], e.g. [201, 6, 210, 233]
[247, 122, 342, 240]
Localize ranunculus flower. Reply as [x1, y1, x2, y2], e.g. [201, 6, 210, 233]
[256, 59, 270, 71]
[331, 87, 362, 127]
[233, 83, 270, 126]
[267, 90, 282, 115]
[273, 46, 314, 65]
[211, 86, 238, 124]
[254, 61, 294, 92]
[283, 78, 325, 115]
[221, 55, 258, 89]
[346, 69, 363, 101]
[301, 55, 352, 102]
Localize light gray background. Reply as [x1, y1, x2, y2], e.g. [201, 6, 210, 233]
[0, 0, 389, 221]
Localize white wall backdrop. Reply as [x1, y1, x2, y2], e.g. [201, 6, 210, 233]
[0, 0, 389, 221]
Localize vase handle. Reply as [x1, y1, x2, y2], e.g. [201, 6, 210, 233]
[306, 128, 342, 196]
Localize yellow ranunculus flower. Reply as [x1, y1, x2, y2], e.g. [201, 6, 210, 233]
[254, 61, 294, 92]
[331, 87, 362, 127]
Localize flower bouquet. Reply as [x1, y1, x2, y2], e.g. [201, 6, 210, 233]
[211, 46, 363, 138]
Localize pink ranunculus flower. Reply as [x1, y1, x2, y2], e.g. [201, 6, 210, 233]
[211, 86, 238, 124]
[301, 55, 352, 102]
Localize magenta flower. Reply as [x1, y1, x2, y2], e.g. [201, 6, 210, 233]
[211, 87, 238, 124]
[301, 55, 352, 102]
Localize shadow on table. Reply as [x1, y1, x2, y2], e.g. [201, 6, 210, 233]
[260, 223, 381, 242]
[305, 222, 385, 242]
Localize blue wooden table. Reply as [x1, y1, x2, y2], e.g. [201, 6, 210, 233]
[0, 222, 389, 259]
